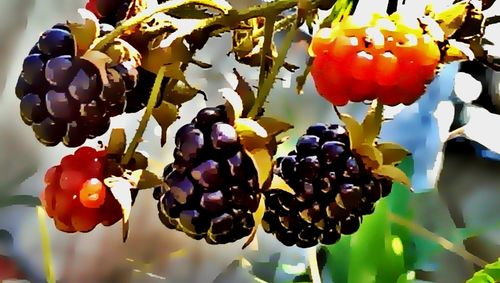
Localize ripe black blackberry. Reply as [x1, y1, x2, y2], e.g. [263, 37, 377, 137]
[262, 123, 393, 248]
[87, 0, 132, 26]
[15, 24, 153, 147]
[155, 106, 260, 244]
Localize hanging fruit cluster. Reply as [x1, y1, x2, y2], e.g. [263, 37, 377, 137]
[20, 0, 496, 249]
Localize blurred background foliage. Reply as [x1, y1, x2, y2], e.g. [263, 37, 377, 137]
[0, 0, 499, 282]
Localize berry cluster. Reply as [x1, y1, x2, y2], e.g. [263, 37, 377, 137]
[15, 23, 155, 147]
[261, 123, 392, 248]
[40, 146, 122, 233]
[155, 106, 260, 244]
[310, 13, 441, 106]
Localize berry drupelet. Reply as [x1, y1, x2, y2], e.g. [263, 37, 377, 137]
[262, 123, 393, 248]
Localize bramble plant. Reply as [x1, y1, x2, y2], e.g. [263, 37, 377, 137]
[8, 0, 500, 281]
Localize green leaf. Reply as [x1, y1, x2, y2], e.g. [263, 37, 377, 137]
[152, 101, 178, 147]
[466, 258, 500, 283]
[348, 198, 389, 283]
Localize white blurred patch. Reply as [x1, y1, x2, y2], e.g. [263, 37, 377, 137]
[460, 106, 500, 154]
[454, 72, 482, 103]
[223, 72, 239, 90]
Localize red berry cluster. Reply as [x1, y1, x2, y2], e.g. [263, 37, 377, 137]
[310, 13, 441, 106]
[40, 146, 122, 233]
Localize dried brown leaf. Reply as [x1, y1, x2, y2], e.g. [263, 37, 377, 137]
[244, 147, 273, 190]
[221, 88, 243, 119]
[104, 39, 142, 68]
[166, 81, 200, 105]
[355, 143, 383, 170]
[107, 128, 126, 156]
[142, 38, 191, 80]
[361, 103, 382, 145]
[67, 9, 99, 55]
[432, 1, 470, 38]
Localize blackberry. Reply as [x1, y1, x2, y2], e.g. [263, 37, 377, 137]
[156, 106, 260, 244]
[15, 24, 149, 147]
[262, 123, 393, 248]
[86, 0, 132, 26]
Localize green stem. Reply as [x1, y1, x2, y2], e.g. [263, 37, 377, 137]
[247, 19, 299, 118]
[94, 0, 229, 51]
[258, 14, 278, 87]
[121, 66, 167, 165]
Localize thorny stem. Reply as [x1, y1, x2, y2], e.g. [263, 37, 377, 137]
[94, 0, 230, 51]
[121, 66, 167, 165]
[388, 213, 488, 267]
[248, 19, 300, 118]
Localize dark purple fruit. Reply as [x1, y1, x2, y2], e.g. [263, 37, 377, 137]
[20, 94, 47, 125]
[32, 117, 66, 146]
[45, 55, 74, 87]
[22, 54, 46, 86]
[62, 121, 86, 147]
[45, 90, 78, 120]
[37, 28, 75, 57]
[68, 61, 102, 103]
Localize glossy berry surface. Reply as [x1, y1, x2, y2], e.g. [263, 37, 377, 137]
[310, 13, 441, 106]
[39, 146, 122, 233]
[14, 24, 148, 147]
[262, 123, 393, 248]
[156, 106, 260, 244]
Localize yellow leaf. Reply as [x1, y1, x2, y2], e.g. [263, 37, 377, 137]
[233, 69, 256, 117]
[432, 1, 470, 38]
[170, 248, 188, 258]
[221, 88, 243, 119]
[242, 196, 265, 249]
[270, 176, 295, 195]
[107, 128, 126, 156]
[361, 101, 383, 145]
[152, 101, 178, 147]
[104, 176, 133, 242]
[373, 165, 412, 190]
[142, 38, 191, 76]
[235, 118, 268, 138]
[80, 50, 112, 86]
[126, 169, 163, 190]
[376, 142, 410, 165]
[67, 9, 99, 55]
[166, 81, 201, 105]
[355, 143, 383, 169]
[244, 147, 273, 190]
[340, 113, 363, 149]
[104, 39, 142, 68]
[257, 117, 293, 137]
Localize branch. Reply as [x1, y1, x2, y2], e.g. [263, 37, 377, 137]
[94, 0, 231, 51]
[121, 66, 167, 165]
[247, 19, 299, 118]
[389, 212, 488, 267]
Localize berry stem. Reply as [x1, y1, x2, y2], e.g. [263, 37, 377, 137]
[121, 66, 167, 165]
[258, 14, 278, 89]
[93, 0, 230, 51]
[247, 19, 299, 118]
[36, 206, 56, 283]
[307, 247, 323, 283]
[388, 212, 488, 267]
